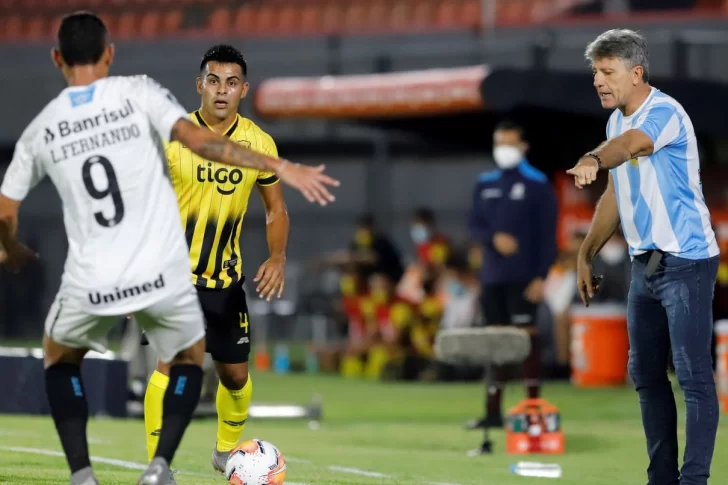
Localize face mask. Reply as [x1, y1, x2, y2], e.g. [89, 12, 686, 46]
[410, 225, 430, 244]
[493, 145, 523, 170]
[599, 242, 627, 265]
[447, 280, 467, 298]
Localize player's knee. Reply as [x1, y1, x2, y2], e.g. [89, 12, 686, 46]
[168, 337, 205, 367]
[155, 360, 171, 376]
[217, 363, 249, 391]
[42, 334, 86, 368]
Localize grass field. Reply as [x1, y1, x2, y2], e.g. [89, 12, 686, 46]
[1, 372, 727, 484]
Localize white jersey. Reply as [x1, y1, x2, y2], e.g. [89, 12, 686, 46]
[0, 76, 193, 315]
[606, 87, 718, 260]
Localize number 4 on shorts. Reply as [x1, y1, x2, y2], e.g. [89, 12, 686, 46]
[239, 312, 249, 333]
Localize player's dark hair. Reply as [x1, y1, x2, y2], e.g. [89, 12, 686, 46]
[357, 213, 375, 228]
[495, 120, 526, 141]
[200, 44, 248, 76]
[57, 12, 108, 67]
[414, 207, 435, 225]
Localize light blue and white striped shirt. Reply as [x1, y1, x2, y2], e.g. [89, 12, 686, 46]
[607, 87, 719, 260]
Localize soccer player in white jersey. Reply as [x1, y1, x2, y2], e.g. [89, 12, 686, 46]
[0, 12, 338, 485]
[568, 29, 719, 485]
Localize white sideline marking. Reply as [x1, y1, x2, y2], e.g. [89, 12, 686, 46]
[0, 429, 108, 446]
[327, 465, 463, 485]
[88, 437, 112, 445]
[328, 466, 392, 478]
[285, 456, 313, 464]
[0, 443, 459, 485]
[1, 446, 146, 470]
[0, 446, 309, 484]
[0, 429, 38, 437]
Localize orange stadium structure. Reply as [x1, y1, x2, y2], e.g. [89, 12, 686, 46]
[2, 0, 728, 42]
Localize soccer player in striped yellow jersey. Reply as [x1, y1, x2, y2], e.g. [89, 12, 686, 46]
[142, 44, 289, 482]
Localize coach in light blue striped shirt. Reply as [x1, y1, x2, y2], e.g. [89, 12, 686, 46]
[568, 29, 719, 485]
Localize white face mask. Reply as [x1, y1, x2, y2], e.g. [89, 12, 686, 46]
[493, 145, 523, 169]
[599, 242, 627, 265]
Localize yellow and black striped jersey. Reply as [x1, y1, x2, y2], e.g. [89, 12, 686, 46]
[166, 110, 280, 289]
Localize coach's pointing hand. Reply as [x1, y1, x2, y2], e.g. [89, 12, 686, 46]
[566, 156, 599, 189]
[255, 255, 286, 302]
[277, 162, 340, 206]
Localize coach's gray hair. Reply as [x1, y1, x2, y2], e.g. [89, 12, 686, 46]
[585, 29, 649, 82]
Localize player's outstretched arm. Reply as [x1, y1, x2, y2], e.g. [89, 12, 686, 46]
[170, 118, 340, 206]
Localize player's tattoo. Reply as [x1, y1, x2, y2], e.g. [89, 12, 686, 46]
[171, 120, 276, 172]
[198, 138, 272, 172]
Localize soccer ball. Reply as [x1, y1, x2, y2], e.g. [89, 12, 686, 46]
[226, 439, 287, 485]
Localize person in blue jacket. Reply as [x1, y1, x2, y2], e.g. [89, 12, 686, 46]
[466, 120, 558, 431]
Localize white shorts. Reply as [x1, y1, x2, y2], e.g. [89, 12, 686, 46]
[45, 282, 205, 364]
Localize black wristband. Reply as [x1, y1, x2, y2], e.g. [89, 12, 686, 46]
[585, 152, 602, 170]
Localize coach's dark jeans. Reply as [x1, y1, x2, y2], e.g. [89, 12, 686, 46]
[628, 253, 719, 485]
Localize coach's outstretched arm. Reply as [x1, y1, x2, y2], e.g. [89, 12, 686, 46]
[567, 128, 657, 188]
[576, 173, 621, 306]
[170, 118, 339, 206]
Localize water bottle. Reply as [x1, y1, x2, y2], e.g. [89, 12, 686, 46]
[545, 412, 561, 432]
[510, 462, 562, 478]
[273, 344, 290, 374]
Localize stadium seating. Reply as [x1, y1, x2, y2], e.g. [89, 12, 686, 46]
[0, 0, 726, 43]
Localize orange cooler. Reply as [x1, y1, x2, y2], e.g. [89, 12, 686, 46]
[570, 303, 629, 387]
[506, 398, 565, 455]
[716, 320, 728, 413]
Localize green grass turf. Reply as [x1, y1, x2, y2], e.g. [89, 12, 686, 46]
[0, 372, 726, 484]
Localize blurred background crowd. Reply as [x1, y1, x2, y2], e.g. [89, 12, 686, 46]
[2, 0, 728, 391]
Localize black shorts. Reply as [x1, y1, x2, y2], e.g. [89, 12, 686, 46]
[141, 282, 251, 364]
[481, 283, 538, 327]
[197, 283, 251, 364]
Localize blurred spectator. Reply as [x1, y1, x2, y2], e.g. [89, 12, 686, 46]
[544, 237, 580, 376]
[428, 251, 485, 382]
[466, 120, 558, 430]
[571, 229, 630, 304]
[329, 213, 404, 285]
[336, 272, 416, 380]
[544, 229, 630, 377]
[397, 207, 450, 304]
[410, 207, 450, 270]
[440, 251, 481, 330]
[591, 231, 630, 302]
[404, 288, 445, 381]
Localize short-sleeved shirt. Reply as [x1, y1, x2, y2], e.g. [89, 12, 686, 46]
[0, 75, 191, 314]
[607, 87, 719, 259]
[166, 111, 279, 289]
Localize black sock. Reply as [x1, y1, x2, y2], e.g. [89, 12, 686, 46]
[154, 364, 203, 464]
[45, 363, 90, 474]
[523, 334, 542, 399]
